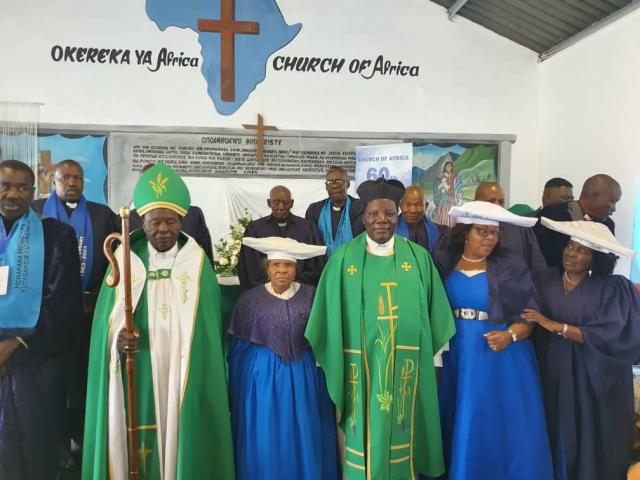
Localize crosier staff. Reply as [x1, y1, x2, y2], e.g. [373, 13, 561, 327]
[103, 207, 138, 480]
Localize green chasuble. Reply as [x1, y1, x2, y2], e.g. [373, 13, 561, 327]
[305, 233, 455, 479]
[82, 231, 235, 480]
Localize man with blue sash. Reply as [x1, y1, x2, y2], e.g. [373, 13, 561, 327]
[397, 185, 442, 253]
[305, 166, 365, 258]
[0, 160, 82, 479]
[32, 159, 119, 466]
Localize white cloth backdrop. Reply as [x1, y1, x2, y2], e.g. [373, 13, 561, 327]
[184, 177, 357, 257]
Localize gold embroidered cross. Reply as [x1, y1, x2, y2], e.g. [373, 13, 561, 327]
[138, 441, 153, 475]
[347, 265, 357, 276]
[158, 304, 171, 319]
[177, 272, 194, 304]
[401, 262, 412, 272]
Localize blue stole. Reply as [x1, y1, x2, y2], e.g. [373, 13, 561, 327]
[43, 194, 94, 291]
[396, 215, 440, 252]
[318, 197, 353, 258]
[0, 209, 45, 335]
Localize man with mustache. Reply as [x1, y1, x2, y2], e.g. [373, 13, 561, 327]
[32, 159, 119, 464]
[305, 166, 365, 258]
[397, 185, 442, 253]
[238, 185, 324, 291]
[0, 160, 82, 479]
[305, 177, 455, 480]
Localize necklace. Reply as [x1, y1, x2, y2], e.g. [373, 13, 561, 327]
[563, 271, 579, 286]
[461, 254, 487, 263]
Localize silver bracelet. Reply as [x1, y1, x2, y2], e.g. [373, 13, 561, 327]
[507, 328, 518, 342]
[557, 323, 568, 338]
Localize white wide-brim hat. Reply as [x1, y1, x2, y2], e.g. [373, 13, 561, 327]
[243, 237, 327, 262]
[541, 218, 635, 257]
[449, 201, 537, 228]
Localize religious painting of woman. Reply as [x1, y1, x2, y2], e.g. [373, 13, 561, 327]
[434, 161, 462, 227]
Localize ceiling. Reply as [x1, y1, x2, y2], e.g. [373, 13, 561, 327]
[429, 0, 639, 60]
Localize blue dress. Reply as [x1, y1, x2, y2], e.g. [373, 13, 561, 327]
[438, 270, 553, 480]
[228, 284, 339, 480]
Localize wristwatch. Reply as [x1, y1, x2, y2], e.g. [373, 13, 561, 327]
[507, 328, 518, 342]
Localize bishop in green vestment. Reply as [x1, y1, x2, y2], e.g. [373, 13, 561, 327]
[305, 178, 455, 480]
[82, 164, 234, 479]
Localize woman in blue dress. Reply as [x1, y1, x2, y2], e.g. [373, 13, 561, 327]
[432, 201, 553, 480]
[228, 236, 339, 480]
[522, 219, 640, 480]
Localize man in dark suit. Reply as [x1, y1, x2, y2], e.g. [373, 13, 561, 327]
[32, 159, 119, 464]
[534, 174, 621, 268]
[305, 166, 364, 258]
[239, 185, 324, 291]
[128, 163, 214, 263]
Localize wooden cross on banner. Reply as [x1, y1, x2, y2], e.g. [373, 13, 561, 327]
[197, 0, 260, 103]
[243, 114, 278, 164]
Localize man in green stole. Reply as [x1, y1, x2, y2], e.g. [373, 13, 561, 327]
[82, 164, 234, 479]
[305, 178, 455, 480]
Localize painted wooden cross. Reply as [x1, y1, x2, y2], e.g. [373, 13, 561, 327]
[197, 0, 260, 102]
[242, 113, 278, 164]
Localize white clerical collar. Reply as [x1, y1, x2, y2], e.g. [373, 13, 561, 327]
[265, 281, 300, 300]
[148, 242, 178, 268]
[332, 205, 342, 212]
[66, 202, 78, 209]
[366, 235, 395, 256]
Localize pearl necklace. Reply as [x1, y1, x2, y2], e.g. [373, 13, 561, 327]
[563, 271, 579, 286]
[461, 254, 487, 263]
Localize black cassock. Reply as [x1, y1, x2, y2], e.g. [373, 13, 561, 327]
[0, 218, 82, 480]
[238, 214, 324, 291]
[534, 200, 615, 268]
[128, 205, 214, 263]
[534, 269, 640, 480]
[304, 195, 365, 240]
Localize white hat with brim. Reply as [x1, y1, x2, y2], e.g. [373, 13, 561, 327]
[243, 237, 327, 262]
[541, 218, 635, 257]
[449, 201, 537, 228]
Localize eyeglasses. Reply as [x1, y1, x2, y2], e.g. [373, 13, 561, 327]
[325, 179, 346, 186]
[472, 227, 501, 238]
[0, 183, 34, 194]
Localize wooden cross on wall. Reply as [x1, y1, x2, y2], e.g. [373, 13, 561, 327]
[243, 114, 278, 164]
[197, 0, 260, 103]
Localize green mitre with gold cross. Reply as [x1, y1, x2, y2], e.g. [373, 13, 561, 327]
[134, 163, 191, 217]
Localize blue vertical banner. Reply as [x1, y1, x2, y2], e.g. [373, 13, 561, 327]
[355, 143, 413, 190]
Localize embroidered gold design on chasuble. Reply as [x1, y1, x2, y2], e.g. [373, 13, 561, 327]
[177, 272, 194, 304]
[375, 282, 399, 413]
[401, 262, 412, 272]
[137, 441, 153, 475]
[347, 363, 360, 430]
[348, 265, 357, 276]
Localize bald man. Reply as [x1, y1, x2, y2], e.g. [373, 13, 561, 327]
[472, 182, 547, 273]
[534, 174, 621, 268]
[237, 185, 324, 291]
[397, 186, 441, 252]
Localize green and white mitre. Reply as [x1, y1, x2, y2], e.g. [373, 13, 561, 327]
[134, 163, 191, 217]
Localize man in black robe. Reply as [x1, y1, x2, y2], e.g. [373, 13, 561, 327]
[530, 177, 574, 218]
[238, 185, 323, 291]
[128, 163, 214, 262]
[305, 166, 364, 257]
[32, 159, 119, 458]
[397, 185, 442, 252]
[0, 160, 82, 479]
[534, 174, 621, 268]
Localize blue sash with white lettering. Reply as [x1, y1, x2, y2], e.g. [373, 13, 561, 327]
[318, 197, 353, 258]
[43, 193, 93, 291]
[0, 209, 44, 335]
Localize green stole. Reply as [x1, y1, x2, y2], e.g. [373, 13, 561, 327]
[306, 233, 455, 480]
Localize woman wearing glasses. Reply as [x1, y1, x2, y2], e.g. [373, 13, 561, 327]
[522, 219, 640, 480]
[431, 201, 553, 480]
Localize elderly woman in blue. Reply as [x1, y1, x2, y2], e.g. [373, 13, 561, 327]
[431, 201, 553, 480]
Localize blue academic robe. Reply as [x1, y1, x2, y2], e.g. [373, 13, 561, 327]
[0, 218, 82, 480]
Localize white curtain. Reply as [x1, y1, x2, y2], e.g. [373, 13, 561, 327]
[0, 101, 40, 185]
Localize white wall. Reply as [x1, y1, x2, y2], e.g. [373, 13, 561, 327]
[539, 9, 640, 275]
[0, 0, 542, 235]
